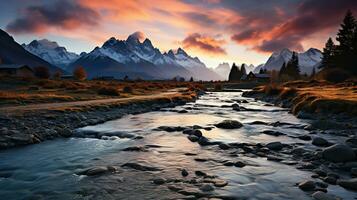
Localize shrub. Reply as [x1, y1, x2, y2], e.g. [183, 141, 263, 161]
[34, 66, 50, 79]
[122, 86, 133, 93]
[263, 84, 282, 95]
[73, 66, 87, 81]
[317, 68, 351, 83]
[214, 83, 222, 91]
[97, 87, 120, 96]
[53, 71, 62, 80]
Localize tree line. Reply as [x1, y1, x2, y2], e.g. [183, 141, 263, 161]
[228, 63, 247, 81]
[321, 10, 357, 76]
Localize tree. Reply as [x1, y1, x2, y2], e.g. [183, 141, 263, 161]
[34, 66, 50, 79]
[279, 62, 287, 77]
[285, 52, 300, 79]
[241, 64, 247, 76]
[189, 77, 194, 82]
[335, 10, 356, 73]
[311, 67, 316, 79]
[321, 38, 336, 69]
[73, 66, 87, 81]
[228, 63, 240, 82]
[124, 75, 129, 81]
[53, 70, 62, 80]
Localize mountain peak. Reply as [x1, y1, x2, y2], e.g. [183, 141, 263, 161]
[28, 39, 59, 49]
[143, 38, 153, 47]
[103, 37, 118, 47]
[127, 31, 145, 44]
[176, 47, 188, 56]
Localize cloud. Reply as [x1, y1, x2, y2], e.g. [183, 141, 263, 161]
[182, 33, 226, 55]
[6, 0, 100, 34]
[229, 0, 357, 52]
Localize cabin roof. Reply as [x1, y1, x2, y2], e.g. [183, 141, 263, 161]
[0, 64, 30, 70]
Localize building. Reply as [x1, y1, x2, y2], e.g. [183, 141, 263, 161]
[0, 64, 34, 77]
[241, 72, 270, 82]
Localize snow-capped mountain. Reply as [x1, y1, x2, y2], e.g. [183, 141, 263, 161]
[0, 29, 63, 73]
[68, 32, 221, 80]
[260, 48, 322, 74]
[22, 39, 79, 69]
[213, 63, 230, 80]
[166, 48, 221, 80]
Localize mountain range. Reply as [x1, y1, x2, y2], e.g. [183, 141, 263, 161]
[0, 29, 62, 73]
[22, 39, 79, 69]
[254, 48, 322, 74]
[22, 32, 222, 80]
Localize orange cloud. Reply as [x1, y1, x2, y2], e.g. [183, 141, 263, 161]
[182, 33, 226, 55]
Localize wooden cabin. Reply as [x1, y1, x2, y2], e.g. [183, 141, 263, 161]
[0, 64, 34, 78]
[241, 72, 270, 82]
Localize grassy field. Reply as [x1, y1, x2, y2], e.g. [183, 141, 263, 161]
[0, 77, 204, 107]
[250, 80, 357, 115]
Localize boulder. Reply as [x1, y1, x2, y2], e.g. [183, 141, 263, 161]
[266, 142, 283, 151]
[215, 120, 243, 129]
[337, 178, 357, 191]
[187, 135, 199, 142]
[312, 137, 329, 147]
[199, 184, 214, 192]
[298, 180, 315, 191]
[181, 169, 189, 177]
[312, 191, 339, 200]
[322, 144, 356, 163]
[153, 177, 166, 185]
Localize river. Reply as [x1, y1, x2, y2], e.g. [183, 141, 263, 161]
[0, 91, 355, 199]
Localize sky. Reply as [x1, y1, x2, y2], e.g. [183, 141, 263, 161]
[1, 0, 356, 68]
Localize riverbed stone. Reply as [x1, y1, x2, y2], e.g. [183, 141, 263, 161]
[312, 191, 339, 200]
[153, 177, 166, 185]
[322, 144, 356, 163]
[215, 120, 243, 129]
[188, 135, 199, 142]
[337, 178, 357, 191]
[266, 142, 283, 151]
[312, 137, 329, 147]
[199, 184, 214, 192]
[181, 169, 189, 177]
[121, 162, 161, 171]
[298, 180, 315, 191]
[213, 179, 228, 187]
[85, 167, 109, 176]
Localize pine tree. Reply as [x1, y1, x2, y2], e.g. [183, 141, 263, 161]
[241, 64, 247, 76]
[279, 62, 286, 77]
[311, 67, 316, 79]
[321, 38, 336, 69]
[228, 63, 240, 82]
[336, 10, 356, 72]
[286, 52, 300, 79]
[189, 77, 194, 82]
[259, 68, 264, 74]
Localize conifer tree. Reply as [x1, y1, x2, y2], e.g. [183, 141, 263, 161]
[321, 38, 336, 69]
[241, 64, 247, 76]
[228, 63, 240, 82]
[279, 62, 286, 77]
[286, 52, 300, 79]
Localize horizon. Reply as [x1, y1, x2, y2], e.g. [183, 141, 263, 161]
[1, 0, 356, 68]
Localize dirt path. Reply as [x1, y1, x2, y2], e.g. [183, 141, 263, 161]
[0, 90, 181, 114]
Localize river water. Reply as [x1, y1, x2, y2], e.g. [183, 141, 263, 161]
[0, 91, 355, 199]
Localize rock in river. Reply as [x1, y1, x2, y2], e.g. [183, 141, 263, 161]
[312, 191, 339, 200]
[298, 180, 315, 191]
[187, 135, 199, 142]
[215, 120, 243, 129]
[266, 142, 283, 151]
[121, 162, 161, 171]
[312, 137, 329, 147]
[322, 144, 356, 163]
[199, 184, 214, 192]
[337, 178, 357, 191]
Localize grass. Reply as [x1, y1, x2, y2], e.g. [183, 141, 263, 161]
[255, 80, 357, 115]
[0, 77, 204, 106]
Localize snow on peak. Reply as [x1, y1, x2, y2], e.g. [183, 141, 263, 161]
[23, 39, 79, 68]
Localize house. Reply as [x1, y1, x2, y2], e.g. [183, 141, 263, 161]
[0, 64, 34, 77]
[241, 72, 270, 82]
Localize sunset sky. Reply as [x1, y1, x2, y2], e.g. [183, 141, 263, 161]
[1, 0, 356, 68]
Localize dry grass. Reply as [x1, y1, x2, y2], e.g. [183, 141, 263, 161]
[257, 80, 357, 115]
[0, 77, 203, 106]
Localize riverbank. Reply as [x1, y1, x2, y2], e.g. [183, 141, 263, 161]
[242, 80, 357, 131]
[0, 89, 200, 149]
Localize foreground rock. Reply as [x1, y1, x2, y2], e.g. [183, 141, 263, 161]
[79, 166, 118, 176]
[322, 144, 356, 163]
[312, 191, 339, 200]
[298, 180, 315, 191]
[215, 120, 243, 129]
[266, 142, 283, 151]
[121, 162, 161, 171]
[337, 178, 357, 191]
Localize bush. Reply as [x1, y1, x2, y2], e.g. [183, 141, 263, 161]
[317, 68, 351, 83]
[97, 87, 120, 96]
[122, 86, 133, 93]
[34, 66, 50, 79]
[214, 83, 222, 91]
[73, 66, 87, 81]
[263, 84, 282, 95]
